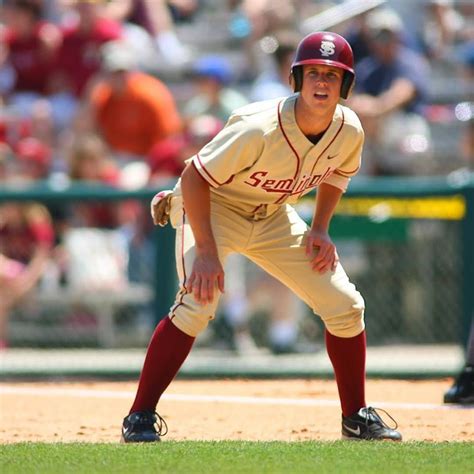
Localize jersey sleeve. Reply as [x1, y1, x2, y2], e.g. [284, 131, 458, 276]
[323, 126, 364, 192]
[191, 117, 264, 188]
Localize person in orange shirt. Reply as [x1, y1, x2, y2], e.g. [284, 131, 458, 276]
[87, 40, 183, 162]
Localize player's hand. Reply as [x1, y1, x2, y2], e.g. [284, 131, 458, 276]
[305, 229, 339, 274]
[186, 251, 225, 305]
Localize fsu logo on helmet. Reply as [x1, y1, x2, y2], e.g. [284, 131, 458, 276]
[319, 40, 336, 57]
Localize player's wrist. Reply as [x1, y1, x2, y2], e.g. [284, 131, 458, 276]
[195, 241, 218, 255]
[310, 223, 330, 234]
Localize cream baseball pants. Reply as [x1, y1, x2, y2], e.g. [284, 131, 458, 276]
[167, 197, 365, 338]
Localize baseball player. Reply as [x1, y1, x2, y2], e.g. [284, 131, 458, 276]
[122, 31, 402, 442]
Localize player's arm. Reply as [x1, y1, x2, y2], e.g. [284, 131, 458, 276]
[180, 162, 225, 305]
[306, 182, 343, 274]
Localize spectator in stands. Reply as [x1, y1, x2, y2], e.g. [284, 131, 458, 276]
[147, 114, 224, 186]
[2, 133, 68, 250]
[62, 131, 148, 318]
[421, 0, 466, 60]
[105, 0, 194, 68]
[0, 0, 61, 115]
[85, 39, 183, 164]
[67, 133, 128, 229]
[228, 0, 298, 75]
[101, 0, 159, 72]
[147, 136, 187, 186]
[0, 201, 55, 348]
[348, 8, 432, 176]
[11, 136, 52, 181]
[46, 0, 123, 129]
[68, 133, 118, 185]
[67, 133, 145, 289]
[342, 13, 374, 66]
[0, 0, 62, 145]
[181, 113, 224, 157]
[0, 105, 32, 155]
[184, 55, 248, 123]
[343, 6, 422, 65]
[249, 29, 299, 102]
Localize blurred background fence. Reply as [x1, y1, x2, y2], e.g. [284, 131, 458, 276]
[0, 173, 472, 378]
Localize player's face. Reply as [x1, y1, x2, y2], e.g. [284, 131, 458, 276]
[299, 64, 343, 113]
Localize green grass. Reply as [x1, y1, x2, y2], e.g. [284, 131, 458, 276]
[1, 441, 472, 474]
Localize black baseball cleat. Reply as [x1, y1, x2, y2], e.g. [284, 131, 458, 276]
[121, 411, 168, 443]
[342, 407, 402, 441]
[444, 365, 474, 404]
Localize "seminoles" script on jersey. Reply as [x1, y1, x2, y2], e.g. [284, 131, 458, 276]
[244, 168, 334, 195]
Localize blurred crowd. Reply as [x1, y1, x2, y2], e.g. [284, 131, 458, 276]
[0, 0, 473, 351]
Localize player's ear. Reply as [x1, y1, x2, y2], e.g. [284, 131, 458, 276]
[344, 79, 355, 99]
[340, 71, 355, 100]
[289, 72, 296, 92]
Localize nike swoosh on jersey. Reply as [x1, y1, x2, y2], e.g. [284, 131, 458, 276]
[327, 154, 338, 160]
[343, 424, 361, 436]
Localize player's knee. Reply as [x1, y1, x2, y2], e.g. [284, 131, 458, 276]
[321, 292, 365, 338]
[170, 311, 214, 337]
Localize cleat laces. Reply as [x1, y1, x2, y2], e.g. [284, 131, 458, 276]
[132, 412, 168, 437]
[364, 407, 399, 432]
[155, 412, 168, 436]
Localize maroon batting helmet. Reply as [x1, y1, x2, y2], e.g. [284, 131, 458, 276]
[291, 31, 355, 99]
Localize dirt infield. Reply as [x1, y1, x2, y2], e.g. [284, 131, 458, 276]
[0, 379, 472, 443]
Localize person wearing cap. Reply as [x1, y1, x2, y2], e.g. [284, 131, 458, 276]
[85, 39, 183, 162]
[121, 31, 403, 443]
[183, 55, 249, 123]
[348, 7, 432, 175]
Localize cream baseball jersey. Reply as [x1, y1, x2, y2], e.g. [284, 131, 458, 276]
[174, 94, 364, 217]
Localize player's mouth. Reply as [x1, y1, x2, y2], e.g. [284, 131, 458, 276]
[313, 92, 329, 101]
